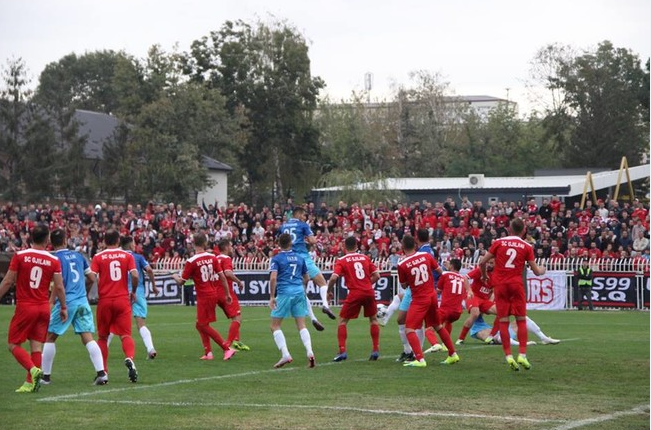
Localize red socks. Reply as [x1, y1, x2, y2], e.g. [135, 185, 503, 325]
[425, 327, 439, 345]
[370, 324, 380, 351]
[337, 324, 347, 353]
[228, 320, 241, 344]
[436, 327, 456, 355]
[516, 319, 528, 355]
[499, 321, 512, 356]
[406, 331, 424, 360]
[458, 325, 470, 341]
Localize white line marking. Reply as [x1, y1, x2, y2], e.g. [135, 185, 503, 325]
[550, 404, 649, 430]
[38, 398, 561, 423]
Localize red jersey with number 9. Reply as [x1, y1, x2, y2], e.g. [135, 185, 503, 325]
[10, 249, 62, 305]
[333, 252, 378, 294]
[397, 251, 439, 300]
[487, 236, 534, 286]
[181, 252, 224, 298]
[90, 248, 136, 299]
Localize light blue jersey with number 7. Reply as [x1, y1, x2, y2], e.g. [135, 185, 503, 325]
[270, 251, 308, 296]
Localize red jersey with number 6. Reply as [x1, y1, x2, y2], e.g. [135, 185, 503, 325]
[333, 252, 378, 294]
[487, 236, 534, 287]
[10, 249, 62, 305]
[397, 252, 439, 300]
[90, 248, 136, 299]
[181, 252, 224, 298]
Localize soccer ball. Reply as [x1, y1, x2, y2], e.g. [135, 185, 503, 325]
[376, 304, 388, 319]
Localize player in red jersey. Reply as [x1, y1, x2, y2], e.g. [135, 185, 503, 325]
[436, 258, 470, 336]
[478, 218, 546, 371]
[90, 229, 139, 382]
[216, 239, 249, 352]
[173, 233, 237, 361]
[0, 224, 67, 392]
[327, 236, 381, 362]
[455, 260, 499, 345]
[397, 235, 459, 368]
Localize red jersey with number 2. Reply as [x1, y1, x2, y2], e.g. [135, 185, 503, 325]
[488, 236, 534, 286]
[397, 252, 439, 300]
[334, 252, 378, 294]
[90, 248, 136, 299]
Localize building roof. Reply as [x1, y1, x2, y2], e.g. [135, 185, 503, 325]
[201, 155, 232, 171]
[75, 109, 121, 160]
[312, 164, 650, 198]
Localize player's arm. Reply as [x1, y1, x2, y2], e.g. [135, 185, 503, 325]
[527, 259, 546, 276]
[52, 273, 68, 322]
[85, 270, 94, 294]
[217, 270, 232, 304]
[327, 273, 339, 291]
[464, 276, 473, 298]
[269, 270, 277, 309]
[370, 270, 380, 284]
[224, 269, 244, 290]
[145, 265, 159, 295]
[0, 269, 17, 300]
[129, 269, 139, 302]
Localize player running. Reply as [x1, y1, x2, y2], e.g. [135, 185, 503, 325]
[280, 206, 334, 331]
[0, 224, 67, 393]
[216, 239, 250, 352]
[173, 233, 237, 361]
[41, 228, 107, 386]
[269, 233, 316, 369]
[327, 236, 381, 362]
[478, 218, 547, 371]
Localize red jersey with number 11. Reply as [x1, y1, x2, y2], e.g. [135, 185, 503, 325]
[333, 252, 378, 294]
[90, 248, 136, 300]
[438, 271, 466, 312]
[487, 236, 534, 286]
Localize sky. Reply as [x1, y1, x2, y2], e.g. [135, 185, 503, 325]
[1, 0, 649, 115]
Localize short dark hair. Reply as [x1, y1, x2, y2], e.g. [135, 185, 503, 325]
[32, 224, 50, 245]
[402, 235, 416, 252]
[50, 228, 66, 248]
[104, 229, 120, 246]
[449, 258, 462, 271]
[218, 239, 231, 252]
[344, 236, 357, 251]
[293, 207, 305, 216]
[416, 228, 429, 243]
[510, 218, 525, 236]
[193, 233, 207, 248]
[120, 235, 134, 248]
[279, 233, 292, 249]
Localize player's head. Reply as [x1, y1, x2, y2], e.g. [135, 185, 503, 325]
[416, 228, 429, 244]
[344, 235, 357, 252]
[120, 235, 134, 250]
[449, 258, 462, 272]
[279, 233, 292, 250]
[50, 228, 66, 248]
[31, 223, 50, 245]
[218, 239, 231, 253]
[293, 207, 305, 220]
[104, 229, 120, 246]
[510, 218, 525, 237]
[193, 232, 208, 248]
[402, 234, 416, 252]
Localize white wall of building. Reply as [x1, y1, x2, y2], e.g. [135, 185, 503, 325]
[196, 170, 229, 207]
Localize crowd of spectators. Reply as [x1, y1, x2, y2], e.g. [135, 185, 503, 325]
[0, 195, 649, 271]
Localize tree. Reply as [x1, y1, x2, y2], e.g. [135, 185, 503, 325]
[182, 19, 324, 206]
[531, 41, 649, 167]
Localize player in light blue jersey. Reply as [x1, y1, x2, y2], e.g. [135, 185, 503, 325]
[469, 315, 558, 345]
[41, 229, 107, 386]
[117, 236, 159, 359]
[269, 233, 316, 369]
[280, 207, 334, 332]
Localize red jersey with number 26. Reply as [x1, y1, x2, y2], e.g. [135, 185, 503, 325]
[397, 252, 439, 300]
[333, 252, 379, 294]
[10, 249, 62, 305]
[91, 248, 136, 299]
[488, 236, 534, 286]
[181, 252, 224, 298]
[438, 271, 466, 312]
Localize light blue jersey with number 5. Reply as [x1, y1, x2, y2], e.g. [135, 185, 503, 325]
[55, 249, 90, 306]
[270, 251, 307, 296]
[280, 218, 313, 254]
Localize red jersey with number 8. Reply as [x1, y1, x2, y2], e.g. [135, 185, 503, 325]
[10, 249, 62, 305]
[487, 236, 534, 286]
[90, 248, 136, 299]
[333, 252, 378, 294]
[181, 252, 224, 298]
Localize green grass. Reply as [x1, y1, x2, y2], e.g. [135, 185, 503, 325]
[0, 305, 648, 430]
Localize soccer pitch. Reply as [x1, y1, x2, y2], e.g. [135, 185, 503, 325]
[0, 306, 648, 430]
